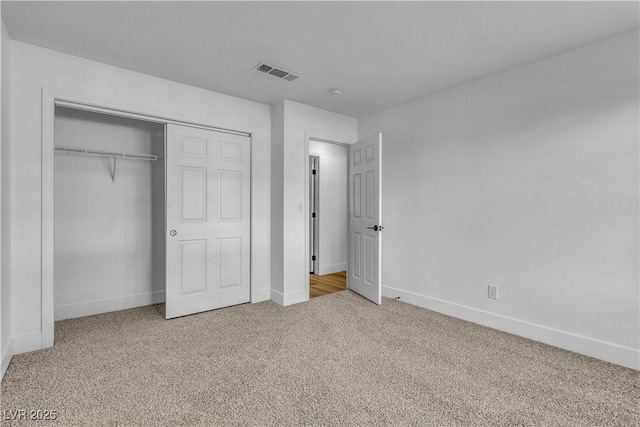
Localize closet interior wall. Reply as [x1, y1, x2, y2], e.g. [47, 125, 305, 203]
[54, 107, 165, 320]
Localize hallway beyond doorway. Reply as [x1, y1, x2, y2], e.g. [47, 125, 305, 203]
[309, 271, 346, 298]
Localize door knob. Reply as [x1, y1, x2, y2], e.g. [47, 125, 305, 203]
[169, 230, 177, 236]
[366, 225, 384, 231]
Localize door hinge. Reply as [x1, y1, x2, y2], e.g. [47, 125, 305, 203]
[312, 212, 316, 218]
[312, 169, 317, 175]
[311, 255, 316, 261]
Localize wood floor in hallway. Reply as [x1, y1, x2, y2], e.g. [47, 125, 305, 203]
[309, 271, 347, 298]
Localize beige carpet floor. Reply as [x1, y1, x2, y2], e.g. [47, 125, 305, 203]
[1, 290, 639, 426]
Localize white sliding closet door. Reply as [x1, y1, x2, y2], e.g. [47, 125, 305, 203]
[165, 124, 251, 319]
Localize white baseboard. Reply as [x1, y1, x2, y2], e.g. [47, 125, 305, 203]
[318, 263, 347, 276]
[270, 288, 308, 306]
[270, 289, 284, 305]
[252, 287, 271, 303]
[12, 331, 42, 355]
[1, 338, 13, 381]
[55, 290, 166, 321]
[283, 289, 308, 306]
[383, 285, 640, 371]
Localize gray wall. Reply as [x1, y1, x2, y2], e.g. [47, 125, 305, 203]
[270, 101, 285, 296]
[1, 15, 12, 378]
[358, 31, 640, 369]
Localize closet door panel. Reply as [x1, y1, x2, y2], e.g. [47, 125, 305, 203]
[181, 135, 208, 158]
[218, 237, 242, 288]
[166, 124, 250, 319]
[218, 170, 242, 221]
[179, 239, 207, 294]
[180, 167, 207, 222]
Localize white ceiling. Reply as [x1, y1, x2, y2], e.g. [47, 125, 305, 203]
[2, 1, 638, 118]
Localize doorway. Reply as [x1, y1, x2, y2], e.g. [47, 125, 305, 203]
[308, 139, 348, 298]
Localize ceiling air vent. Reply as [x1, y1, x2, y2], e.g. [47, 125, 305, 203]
[255, 62, 299, 82]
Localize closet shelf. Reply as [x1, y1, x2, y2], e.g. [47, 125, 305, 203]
[54, 145, 158, 161]
[54, 145, 158, 182]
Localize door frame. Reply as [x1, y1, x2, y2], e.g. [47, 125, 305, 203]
[304, 135, 350, 299]
[309, 155, 319, 274]
[41, 88, 256, 348]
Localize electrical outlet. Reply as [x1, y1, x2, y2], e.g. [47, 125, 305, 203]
[488, 285, 498, 300]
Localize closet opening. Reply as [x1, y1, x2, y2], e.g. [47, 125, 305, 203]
[43, 93, 253, 347]
[54, 106, 166, 321]
[308, 139, 348, 299]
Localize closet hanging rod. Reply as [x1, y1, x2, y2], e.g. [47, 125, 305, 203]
[54, 145, 158, 161]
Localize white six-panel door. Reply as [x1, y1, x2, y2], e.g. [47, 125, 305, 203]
[165, 124, 251, 319]
[348, 133, 382, 305]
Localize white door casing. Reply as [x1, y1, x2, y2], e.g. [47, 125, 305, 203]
[166, 124, 251, 318]
[309, 155, 319, 274]
[348, 133, 382, 305]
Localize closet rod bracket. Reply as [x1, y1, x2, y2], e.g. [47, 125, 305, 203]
[111, 157, 117, 182]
